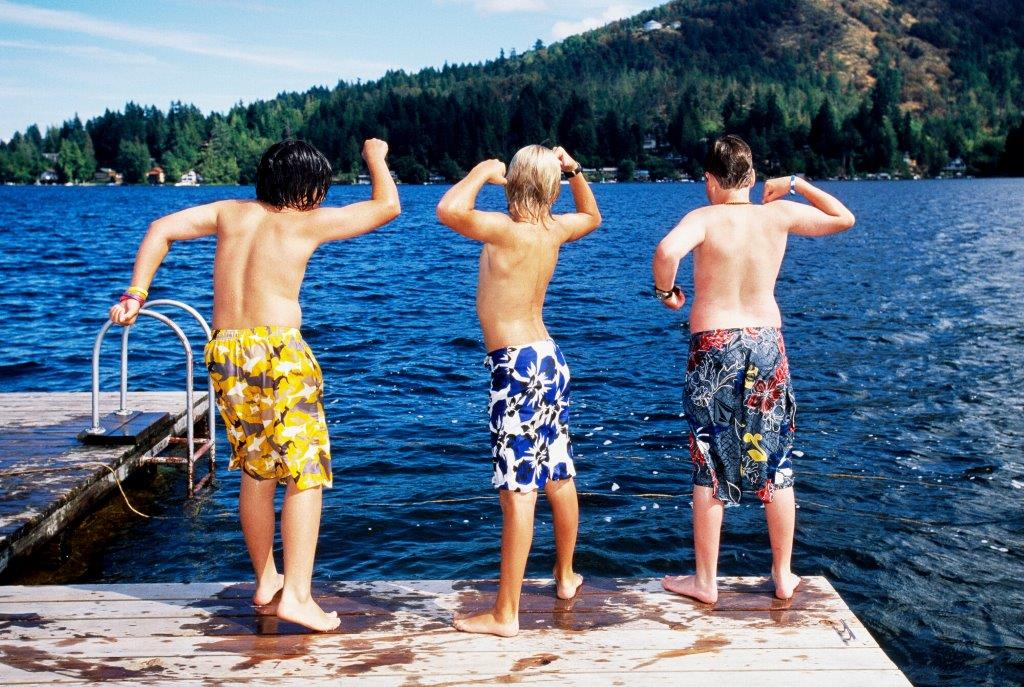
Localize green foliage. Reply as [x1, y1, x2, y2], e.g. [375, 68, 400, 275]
[617, 158, 636, 182]
[394, 155, 430, 184]
[2, 0, 1023, 183]
[1000, 120, 1024, 175]
[438, 155, 465, 182]
[117, 139, 151, 184]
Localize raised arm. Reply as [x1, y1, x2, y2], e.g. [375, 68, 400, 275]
[435, 159, 512, 243]
[763, 176, 856, 237]
[303, 139, 401, 244]
[652, 211, 706, 311]
[108, 201, 222, 325]
[552, 147, 601, 242]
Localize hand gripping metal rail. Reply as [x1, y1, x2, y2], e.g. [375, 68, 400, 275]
[83, 300, 216, 497]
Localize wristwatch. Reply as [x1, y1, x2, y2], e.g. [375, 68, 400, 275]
[564, 164, 583, 179]
[654, 285, 677, 301]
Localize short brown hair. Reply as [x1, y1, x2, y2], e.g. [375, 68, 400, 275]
[704, 134, 754, 189]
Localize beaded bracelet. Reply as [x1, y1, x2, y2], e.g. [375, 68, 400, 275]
[120, 292, 145, 306]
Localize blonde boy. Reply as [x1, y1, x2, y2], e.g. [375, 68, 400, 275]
[436, 145, 601, 637]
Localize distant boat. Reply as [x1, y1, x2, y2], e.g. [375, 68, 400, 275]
[174, 170, 201, 187]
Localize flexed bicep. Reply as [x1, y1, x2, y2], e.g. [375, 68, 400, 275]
[784, 202, 856, 237]
[307, 200, 401, 244]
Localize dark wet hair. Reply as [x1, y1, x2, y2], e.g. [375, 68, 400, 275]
[255, 139, 332, 210]
[704, 134, 754, 189]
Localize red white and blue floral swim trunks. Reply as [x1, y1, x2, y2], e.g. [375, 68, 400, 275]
[684, 327, 796, 504]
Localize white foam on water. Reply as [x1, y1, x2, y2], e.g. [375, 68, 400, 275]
[603, 439, 612, 445]
[593, 426, 604, 431]
[641, 506, 647, 511]
[652, 503, 660, 509]
[604, 516, 611, 522]
[611, 482, 620, 491]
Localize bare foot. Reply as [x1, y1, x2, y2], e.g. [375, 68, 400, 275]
[773, 571, 802, 600]
[662, 575, 718, 604]
[252, 573, 284, 614]
[453, 610, 519, 637]
[553, 569, 584, 600]
[276, 593, 341, 632]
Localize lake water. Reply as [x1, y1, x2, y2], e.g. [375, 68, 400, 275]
[0, 180, 1022, 686]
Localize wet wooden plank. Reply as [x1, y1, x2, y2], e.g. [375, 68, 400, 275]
[0, 576, 836, 602]
[0, 578, 912, 686]
[0, 647, 901, 681]
[0, 392, 209, 575]
[0, 585, 853, 621]
[0, 616, 879, 652]
[0, 674, 915, 687]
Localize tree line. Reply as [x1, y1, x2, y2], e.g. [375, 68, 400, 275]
[2, 0, 1022, 184]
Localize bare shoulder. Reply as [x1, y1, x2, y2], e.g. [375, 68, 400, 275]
[212, 199, 264, 230]
[761, 199, 805, 230]
[671, 205, 713, 232]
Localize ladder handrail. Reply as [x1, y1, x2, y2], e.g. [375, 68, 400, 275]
[144, 299, 216, 463]
[89, 310, 195, 445]
[87, 301, 216, 498]
[113, 299, 213, 417]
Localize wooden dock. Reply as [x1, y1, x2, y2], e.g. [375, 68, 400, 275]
[0, 576, 912, 685]
[0, 392, 209, 576]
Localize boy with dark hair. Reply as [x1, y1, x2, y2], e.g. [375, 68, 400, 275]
[109, 138, 400, 632]
[652, 134, 855, 603]
[436, 144, 601, 637]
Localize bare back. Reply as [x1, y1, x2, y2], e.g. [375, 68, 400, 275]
[688, 204, 789, 332]
[477, 218, 565, 352]
[211, 201, 319, 329]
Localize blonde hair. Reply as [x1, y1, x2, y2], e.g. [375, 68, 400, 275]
[505, 145, 561, 224]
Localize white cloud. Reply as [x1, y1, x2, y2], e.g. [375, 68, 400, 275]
[551, 3, 643, 39]
[0, 38, 162, 66]
[440, 0, 548, 13]
[0, 0, 331, 73]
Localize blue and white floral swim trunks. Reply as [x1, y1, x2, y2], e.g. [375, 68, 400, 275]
[486, 339, 576, 492]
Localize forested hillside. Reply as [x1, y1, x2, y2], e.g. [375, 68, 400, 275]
[2, 0, 1023, 184]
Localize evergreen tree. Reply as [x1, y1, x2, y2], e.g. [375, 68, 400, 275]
[117, 139, 152, 184]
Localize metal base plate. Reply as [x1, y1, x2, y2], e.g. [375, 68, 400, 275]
[77, 411, 172, 445]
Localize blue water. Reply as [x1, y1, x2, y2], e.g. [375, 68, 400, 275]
[1, 180, 1022, 686]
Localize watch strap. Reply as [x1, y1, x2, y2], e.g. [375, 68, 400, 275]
[654, 285, 676, 301]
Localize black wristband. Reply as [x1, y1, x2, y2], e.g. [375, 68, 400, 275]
[564, 164, 583, 179]
[654, 285, 676, 301]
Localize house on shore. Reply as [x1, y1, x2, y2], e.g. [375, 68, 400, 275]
[93, 168, 123, 185]
[643, 20, 663, 32]
[38, 170, 59, 185]
[147, 166, 166, 185]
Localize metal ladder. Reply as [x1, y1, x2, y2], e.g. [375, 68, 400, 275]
[82, 299, 216, 498]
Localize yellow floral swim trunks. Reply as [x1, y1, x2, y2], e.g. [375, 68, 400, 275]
[204, 327, 332, 490]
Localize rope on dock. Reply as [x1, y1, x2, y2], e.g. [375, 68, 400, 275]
[81, 462, 153, 519]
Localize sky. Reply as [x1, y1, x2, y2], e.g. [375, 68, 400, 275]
[0, 0, 664, 141]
